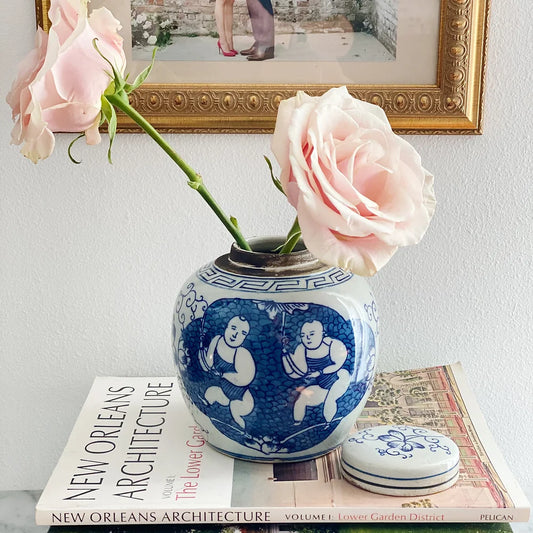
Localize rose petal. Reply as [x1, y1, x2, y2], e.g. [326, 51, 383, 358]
[85, 115, 102, 145]
[48, 0, 82, 46]
[297, 199, 398, 276]
[6, 28, 48, 118]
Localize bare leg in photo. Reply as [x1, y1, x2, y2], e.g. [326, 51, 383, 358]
[215, 0, 237, 56]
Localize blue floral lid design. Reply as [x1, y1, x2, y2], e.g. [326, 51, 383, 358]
[341, 425, 460, 496]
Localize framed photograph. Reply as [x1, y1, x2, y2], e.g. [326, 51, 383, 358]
[35, 0, 490, 134]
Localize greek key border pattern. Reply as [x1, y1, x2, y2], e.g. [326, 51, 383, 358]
[197, 264, 353, 293]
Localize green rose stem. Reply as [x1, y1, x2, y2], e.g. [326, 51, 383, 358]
[280, 217, 301, 254]
[264, 156, 301, 255]
[105, 91, 252, 252]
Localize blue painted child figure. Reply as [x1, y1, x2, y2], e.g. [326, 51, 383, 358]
[203, 316, 256, 428]
[283, 320, 350, 424]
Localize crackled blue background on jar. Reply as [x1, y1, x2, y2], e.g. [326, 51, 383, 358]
[174, 288, 376, 458]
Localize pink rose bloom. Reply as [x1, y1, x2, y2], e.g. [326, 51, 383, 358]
[6, 0, 126, 163]
[271, 86, 436, 276]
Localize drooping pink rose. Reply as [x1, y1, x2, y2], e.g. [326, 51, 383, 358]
[271, 86, 436, 276]
[6, 0, 126, 163]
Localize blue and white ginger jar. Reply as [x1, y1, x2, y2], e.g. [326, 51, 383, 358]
[172, 238, 379, 461]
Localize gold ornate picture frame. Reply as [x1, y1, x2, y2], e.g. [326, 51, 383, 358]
[35, 0, 490, 134]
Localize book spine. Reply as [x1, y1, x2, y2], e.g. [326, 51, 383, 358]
[35, 505, 531, 526]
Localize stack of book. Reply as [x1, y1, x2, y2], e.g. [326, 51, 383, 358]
[37, 362, 530, 532]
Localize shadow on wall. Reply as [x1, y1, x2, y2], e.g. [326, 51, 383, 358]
[130, 0, 397, 57]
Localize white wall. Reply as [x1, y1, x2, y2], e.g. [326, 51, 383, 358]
[1, 0, 531, 506]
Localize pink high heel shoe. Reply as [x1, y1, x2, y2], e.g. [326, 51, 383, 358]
[217, 40, 237, 57]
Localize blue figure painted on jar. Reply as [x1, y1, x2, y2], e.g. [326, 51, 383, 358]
[200, 315, 256, 428]
[282, 320, 351, 425]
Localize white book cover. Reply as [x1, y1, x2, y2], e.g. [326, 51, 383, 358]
[36, 363, 530, 526]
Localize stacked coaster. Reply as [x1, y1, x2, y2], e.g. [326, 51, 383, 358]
[341, 425, 460, 496]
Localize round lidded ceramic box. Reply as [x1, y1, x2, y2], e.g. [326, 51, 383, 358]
[341, 425, 460, 496]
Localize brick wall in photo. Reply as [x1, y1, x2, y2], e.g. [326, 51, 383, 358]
[374, 0, 397, 55]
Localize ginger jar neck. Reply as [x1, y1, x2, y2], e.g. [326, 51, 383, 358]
[215, 236, 328, 276]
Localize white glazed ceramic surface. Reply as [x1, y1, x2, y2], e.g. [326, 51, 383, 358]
[341, 425, 460, 496]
